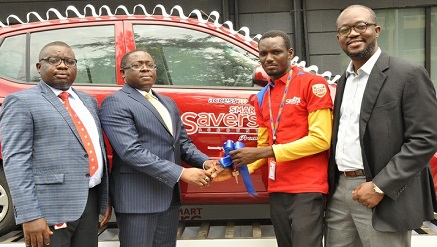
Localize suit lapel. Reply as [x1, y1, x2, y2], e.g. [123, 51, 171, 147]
[332, 74, 347, 144]
[359, 54, 388, 139]
[123, 84, 174, 136]
[38, 81, 83, 144]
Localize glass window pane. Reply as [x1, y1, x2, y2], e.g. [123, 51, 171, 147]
[29, 25, 116, 85]
[133, 25, 259, 87]
[0, 35, 26, 81]
[376, 8, 425, 67]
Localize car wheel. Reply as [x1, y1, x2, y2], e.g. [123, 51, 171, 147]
[0, 165, 17, 235]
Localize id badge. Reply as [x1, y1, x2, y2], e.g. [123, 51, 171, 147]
[268, 160, 276, 180]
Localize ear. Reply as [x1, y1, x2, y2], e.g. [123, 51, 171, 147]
[375, 25, 381, 38]
[36, 63, 41, 73]
[288, 48, 294, 59]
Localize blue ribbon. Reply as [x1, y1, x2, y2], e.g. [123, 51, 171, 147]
[218, 140, 258, 197]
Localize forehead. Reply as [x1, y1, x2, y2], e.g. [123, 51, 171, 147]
[337, 7, 372, 26]
[127, 51, 153, 62]
[41, 45, 74, 57]
[258, 36, 287, 51]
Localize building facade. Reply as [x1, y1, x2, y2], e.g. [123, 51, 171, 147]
[1, 0, 436, 85]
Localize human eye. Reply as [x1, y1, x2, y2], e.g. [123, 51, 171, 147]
[130, 63, 141, 69]
[146, 63, 156, 69]
[338, 26, 351, 36]
[355, 23, 367, 31]
[65, 58, 77, 66]
[48, 57, 61, 65]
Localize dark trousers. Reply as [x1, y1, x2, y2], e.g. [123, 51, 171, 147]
[49, 186, 99, 247]
[115, 204, 180, 247]
[269, 192, 325, 247]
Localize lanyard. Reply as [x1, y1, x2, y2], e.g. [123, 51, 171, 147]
[267, 70, 293, 144]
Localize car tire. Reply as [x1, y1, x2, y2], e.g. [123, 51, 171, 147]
[0, 164, 17, 235]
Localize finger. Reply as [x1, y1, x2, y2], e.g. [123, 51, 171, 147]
[43, 227, 52, 245]
[30, 234, 38, 247]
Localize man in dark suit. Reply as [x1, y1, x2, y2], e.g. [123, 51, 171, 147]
[325, 5, 437, 247]
[99, 49, 218, 247]
[0, 41, 111, 247]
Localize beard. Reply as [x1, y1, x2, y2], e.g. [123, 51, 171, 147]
[345, 39, 376, 60]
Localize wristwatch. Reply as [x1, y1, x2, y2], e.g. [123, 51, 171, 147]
[372, 182, 384, 194]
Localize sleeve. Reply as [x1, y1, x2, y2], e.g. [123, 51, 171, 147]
[247, 127, 269, 173]
[272, 108, 332, 162]
[0, 94, 43, 224]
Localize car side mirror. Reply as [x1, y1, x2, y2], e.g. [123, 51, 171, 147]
[252, 65, 268, 87]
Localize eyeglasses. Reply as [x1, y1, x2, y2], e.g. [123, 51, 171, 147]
[39, 57, 77, 67]
[337, 22, 376, 37]
[122, 62, 157, 70]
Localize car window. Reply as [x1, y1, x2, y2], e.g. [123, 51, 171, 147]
[29, 25, 116, 85]
[0, 26, 116, 85]
[0, 35, 27, 81]
[133, 25, 259, 87]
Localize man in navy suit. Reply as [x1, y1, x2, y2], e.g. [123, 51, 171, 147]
[99, 49, 218, 247]
[0, 41, 111, 247]
[325, 5, 437, 247]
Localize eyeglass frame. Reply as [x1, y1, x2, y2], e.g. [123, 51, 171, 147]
[121, 62, 157, 70]
[337, 22, 377, 37]
[39, 57, 78, 67]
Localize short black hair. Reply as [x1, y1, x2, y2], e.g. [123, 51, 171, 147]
[120, 49, 151, 70]
[38, 41, 72, 60]
[258, 30, 291, 50]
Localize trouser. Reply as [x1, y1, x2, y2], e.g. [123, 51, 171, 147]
[324, 175, 411, 247]
[269, 192, 325, 247]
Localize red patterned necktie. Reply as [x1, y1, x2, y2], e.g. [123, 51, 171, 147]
[59, 92, 98, 176]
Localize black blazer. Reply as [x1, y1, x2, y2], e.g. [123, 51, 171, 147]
[328, 52, 437, 232]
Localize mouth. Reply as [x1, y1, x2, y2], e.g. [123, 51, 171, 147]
[55, 73, 69, 79]
[264, 64, 277, 70]
[347, 39, 365, 47]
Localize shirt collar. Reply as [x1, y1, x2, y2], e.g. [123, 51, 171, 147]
[136, 88, 158, 100]
[269, 67, 293, 87]
[346, 47, 381, 76]
[45, 82, 77, 99]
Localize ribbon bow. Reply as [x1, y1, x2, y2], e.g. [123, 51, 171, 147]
[218, 140, 258, 197]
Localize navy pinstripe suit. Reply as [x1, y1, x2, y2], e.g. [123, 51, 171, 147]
[99, 83, 209, 246]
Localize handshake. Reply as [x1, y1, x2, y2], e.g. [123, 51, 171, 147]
[179, 160, 236, 188]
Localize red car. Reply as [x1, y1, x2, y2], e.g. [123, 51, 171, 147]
[0, 4, 435, 236]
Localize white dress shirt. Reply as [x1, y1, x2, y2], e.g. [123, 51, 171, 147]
[49, 85, 104, 188]
[335, 48, 381, 172]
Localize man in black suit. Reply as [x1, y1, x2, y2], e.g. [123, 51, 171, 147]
[325, 4, 437, 247]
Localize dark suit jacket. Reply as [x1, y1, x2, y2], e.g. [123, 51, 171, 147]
[0, 81, 109, 225]
[99, 84, 209, 214]
[328, 52, 437, 232]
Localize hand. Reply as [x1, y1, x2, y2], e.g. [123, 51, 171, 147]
[210, 167, 233, 182]
[180, 168, 212, 187]
[22, 218, 53, 247]
[99, 204, 112, 227]
[203, 160, 220, 170]
[230, 147, 273, 167]
[352, 182, 384, 208]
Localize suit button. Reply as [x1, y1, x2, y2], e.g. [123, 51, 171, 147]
[85, 173, 90, 177]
